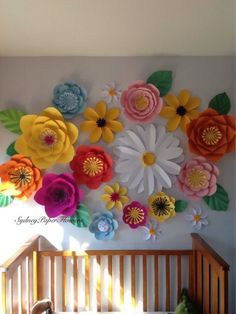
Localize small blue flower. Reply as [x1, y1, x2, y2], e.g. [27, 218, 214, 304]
[52, 80, 87, 119]
[89, 211, 118, 240]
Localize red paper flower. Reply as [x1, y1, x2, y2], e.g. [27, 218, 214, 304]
[70, 145, 113, 189]
[123, 201, 147, 229]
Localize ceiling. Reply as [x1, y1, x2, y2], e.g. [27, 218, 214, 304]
[0, 0, 235, 56]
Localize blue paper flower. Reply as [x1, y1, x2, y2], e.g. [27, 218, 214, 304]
[89, 212, 118, 240]
[52, 80, 87, 119]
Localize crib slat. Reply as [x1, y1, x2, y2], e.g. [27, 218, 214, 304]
[219, 269, 228, 314]
[62, 256, 66, 311]
[18, 265, 24, 314]
[96, 256, 101, 312]
[143, 255, 147, 311]
[1, 272, 6, 314]
[27, 257, 31, 312]
[189, 254, 194, 300]
[177, 255, 182, 301]
[73, 255, 78, 312]
[120, 255, 124, 308]
[32, 251, 38, 303]
[165, 255, 170, 311]
[196, 252, 203, 310]
[203, 258, 210, 314]
[51, 256, 54, 305]
[154, 255, 159, 311]
[85, 255, 89, 310]
[131, 255, 135, 308]
[108, 256, 113, 311]
[212, 270, 218, 314]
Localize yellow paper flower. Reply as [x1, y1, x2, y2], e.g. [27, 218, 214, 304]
[148, 192, 175, 223]
[15, 107, 79, 169]
[100, 182, 129, 210]
[80, 101, 123, 143]
[160, 90, 201, 132]
[0, 180, 20, 196]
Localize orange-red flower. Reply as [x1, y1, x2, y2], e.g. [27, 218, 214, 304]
[187, 109, 236, 162]
[0, 154, 42, 199]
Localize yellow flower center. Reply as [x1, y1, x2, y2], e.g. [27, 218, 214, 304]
[9, 167, 33, 189]
[108, 88, 117, 97]
[186, 169, 208, 189]
[194, 214, 201, 222]
[130, 207, 140, 219]
[142, 151, 156, 167]
[83, 157, 103, 177]
[201, 126, 222, 146]
[135, 95, 148, 110]
[40, 128, 57, 147]
[149, 228, 156, 235]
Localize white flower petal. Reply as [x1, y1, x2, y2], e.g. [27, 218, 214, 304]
[195, 222, 202, 230]
[129, 167, 144, 189]
[201, 219, 208, 225]
[159, 147, 183, 161]
[137, 181, 144, 194]
[153, 164, 172, 188]
[115, 146, 140, 157]
[149, 124, 156, 151]
[159, 134, 179, 149]
[144, 167, 155, 195]
[115, 159, 139, 174]
[126, 130, 146, 151]
[155, 126, 166, 146]
[157, 159, 180, 175]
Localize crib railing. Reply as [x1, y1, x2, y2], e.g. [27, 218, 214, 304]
[0, 234, 229, 314]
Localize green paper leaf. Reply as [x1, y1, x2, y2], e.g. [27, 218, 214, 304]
[208, 92, 231, 115]
[6, 141, 18, 156]
[0, 109, 26, 134]
[0, 193, 14, 207]
[70, 203, 90, 228]
[175, 200, 188, 213]
[146, 71, 173, 96]
[203, 184, 229, 211]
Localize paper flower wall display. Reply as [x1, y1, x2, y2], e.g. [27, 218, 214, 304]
[142, 220, 162, 241]
[0, 154, 42, 207]
[122, 201, 147, 229]
[101, 82, 122, 104]
[14, 107, 79, 169]
[100, 182, 129, 210]
[34, 173, 83, 218]
[114, 124, 183, 194]
[52, 80, 87, 119]
[148, 192, 176, 223]
[185, 208, 208, 230]
[70, 145, 113, 189]
[89, 212, 118, 240]
[80, 101, 123, 143]
[160, 90, 201, 132]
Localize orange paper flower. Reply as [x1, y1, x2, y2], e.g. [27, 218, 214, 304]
[187, 108, 236, 162]
[0, 154, 42, 199]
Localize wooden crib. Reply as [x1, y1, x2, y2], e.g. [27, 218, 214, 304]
[0, 234, 229, 314]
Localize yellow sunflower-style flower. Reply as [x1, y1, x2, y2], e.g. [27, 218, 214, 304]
[80, 101, 123, 143]
[148, 192, 175, 223]
[100, 182, 129, 210]
[160, 90, 201, 132]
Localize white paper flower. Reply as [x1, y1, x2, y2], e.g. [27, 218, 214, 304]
[142, 221, 162, 241]
[101, 82, 122, 104]
[114, 124, 184, 195]
[185, 208, 208, 230]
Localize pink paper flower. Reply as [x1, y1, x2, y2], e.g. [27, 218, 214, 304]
[122, 201, 147, 229]
[178, 156, 219, 200]
[121, 80, 163, 123]
[34, 173, 83, 218]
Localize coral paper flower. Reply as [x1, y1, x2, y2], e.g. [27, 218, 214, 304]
[101, 82, 122, 104]
[160, 90, 201, 132]
[15, 107, 79, 169]
[114, 124, 184, 194]
[178, 156, 219, 200]
[148, 192, 175, 223]
[185, 208, 208, 230]
[187, 108, 236, 162]
[122, 201, 147, 229]
[89, 212, 118, 240]
[70, 145, 113, 189]
[80, 101, 123, 144]
[34, 173, 83, 218]
[52, 80, 87, 119]
[100, 182, 129, 210]
[121, 80, 163, 123]
[142, 221, 162, 241]
[0, 154, 42, 200]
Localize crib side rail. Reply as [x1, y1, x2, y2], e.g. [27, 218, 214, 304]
[191, 233, 229, 314]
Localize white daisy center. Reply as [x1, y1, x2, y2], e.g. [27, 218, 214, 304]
[194, 214, 201, 222]
[108, 88, 117, 96]
[142, 151, 156, 167]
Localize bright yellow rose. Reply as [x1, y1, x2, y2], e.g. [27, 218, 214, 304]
[15, 107, 79, 169]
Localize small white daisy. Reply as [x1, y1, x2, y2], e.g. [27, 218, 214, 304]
[101, 82, 122, 104]
[142, 221, 162, 241]
[185, 208, 208, 230]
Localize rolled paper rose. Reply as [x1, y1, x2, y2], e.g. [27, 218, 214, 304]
[186, 108, 236, 162]
[70, 145, 113, 189]
[178, 156, 219, 200]
[121, 80, 163, 123]
[34, 173, 83, 218]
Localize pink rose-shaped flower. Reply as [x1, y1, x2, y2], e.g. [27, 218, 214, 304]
[177, 157, 219, 200]
[34, 173, 83, 218]
[121, 80, 163, 123]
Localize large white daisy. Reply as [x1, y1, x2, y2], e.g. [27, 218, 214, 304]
[114, 124, 184, 195]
